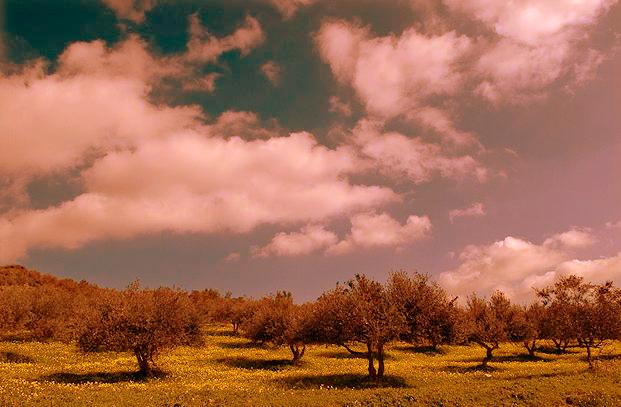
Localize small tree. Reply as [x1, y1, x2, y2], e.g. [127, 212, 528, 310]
[388, 271, 463, 350]
[538, 276, 621, 368]
[309, 274, 405, 379]
[510, 302, 546, 357]
[222, 297, 255, 334]
[241, 292, 309, 364]
[465, 291, 514, 367]
[78, 284, 203, 376]
[536, 277, 582, 353]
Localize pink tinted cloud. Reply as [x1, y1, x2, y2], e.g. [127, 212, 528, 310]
[102, 0, 157, 23]
[0, 63, 201, 179]
[0, 131, 397, 262]
[266, 0, 319, 19]
[449, 202, 485, 223]
[316, 2, 616, 108]
[606, 220, 621, 229]
[316, 20, 471, 119]
[186, 14, 265, 63]
[542, 228, 597, 249]
[252, 224, 338, 258]
[445, 0, 617, 103]
[352, 120, 487, 183]
[327, 212, 431, 255]
[328, 96, 353, 117]
[438, 228, 610, 301]
[260, 61, 282, 85]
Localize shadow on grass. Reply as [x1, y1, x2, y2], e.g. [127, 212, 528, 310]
[393, 345, 447, 355]
[536, 346, 580, 355]
[202, 328, 238, 337]
[41, 370, 167, 384]
[463, 354, 551, 363]
[0, 351, 35, 363]
[218, 341, 266, 350]
[317, 350, 394, 360]
[316, 350, 365, 359]
[589, 353, 621, 362]
[279, 374, 408, 390]
[217, 356, 294, 371]
[441, 364, 499, 373]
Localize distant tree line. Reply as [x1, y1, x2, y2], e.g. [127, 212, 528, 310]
[2, 265, 621, 378]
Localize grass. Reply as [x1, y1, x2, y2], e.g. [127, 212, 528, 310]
[1, 326, 621, 406]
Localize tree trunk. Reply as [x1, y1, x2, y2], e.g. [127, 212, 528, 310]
[366, 343, 376, 379]
[377, 344, 385, 378]
[482, 346, 494, 367]
[586, 344, 593, 369]
[290, 343, 305, 365]
[134, 349, 151, 376]
[524, 339, 536, 357]
[552, 339, 563, 353]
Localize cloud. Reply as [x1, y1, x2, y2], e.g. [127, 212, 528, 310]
[58, 15, 264, 88]
[181, 73, 221, 93]
[0, 131, 397, 262]
[445, 0, 617, 103]
[556, 254, 621, 282]
[252, 224, 338, 257]
[449, 202, 485, 222]
[186, 14, 265, 63]
[0, 18, 270, 186]
[224, 252, 241, 262]
[328, 96, 353, 117]
[352, 120, 487, 183]
[102, 0, 157, 23]
[0, 59, 201, 180]
[260, 61, 282, 85]
[327, 212, 431, 255]
[444, 0, 615, 46]
[542, 228, 597, 249]
[266, 0, 319, 19]
[315, 20, 471, 119]
[207, 111, 283, 140]
[438, 228, 608, 301]
[316, 2, 616, 108]
[606, 220, 621, 229]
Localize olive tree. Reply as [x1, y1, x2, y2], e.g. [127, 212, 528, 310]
[241, 291, 310, 364]
[308, 274, 405, 379]
[510, 302, 546, 357]
[465, 291, 515, 367]
[538, 276, 621, 368]
[78, 284, 203, 376]
[388, 271, 464, 350]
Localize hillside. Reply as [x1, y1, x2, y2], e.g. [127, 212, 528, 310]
[0, 265, 93, 290]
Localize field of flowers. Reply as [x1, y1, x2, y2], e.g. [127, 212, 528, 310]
[1, 325, 621, 406]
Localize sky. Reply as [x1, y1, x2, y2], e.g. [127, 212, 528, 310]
[0, 0, 620, 302]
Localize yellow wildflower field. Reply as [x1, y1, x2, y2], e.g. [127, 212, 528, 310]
[1, 326, 621, 406]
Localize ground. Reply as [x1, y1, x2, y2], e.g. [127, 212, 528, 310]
[1, 326, 621, 406]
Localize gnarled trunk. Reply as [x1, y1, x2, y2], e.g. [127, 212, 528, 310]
[134, 348, 152, 376]
[481, 344, 495, 367]
[289, 343, 306, 365]
[586, 343, 593, 369]
[366, 342, 376, 379]
[524, 339, 537, 357]
[377, 343, 385, 378]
